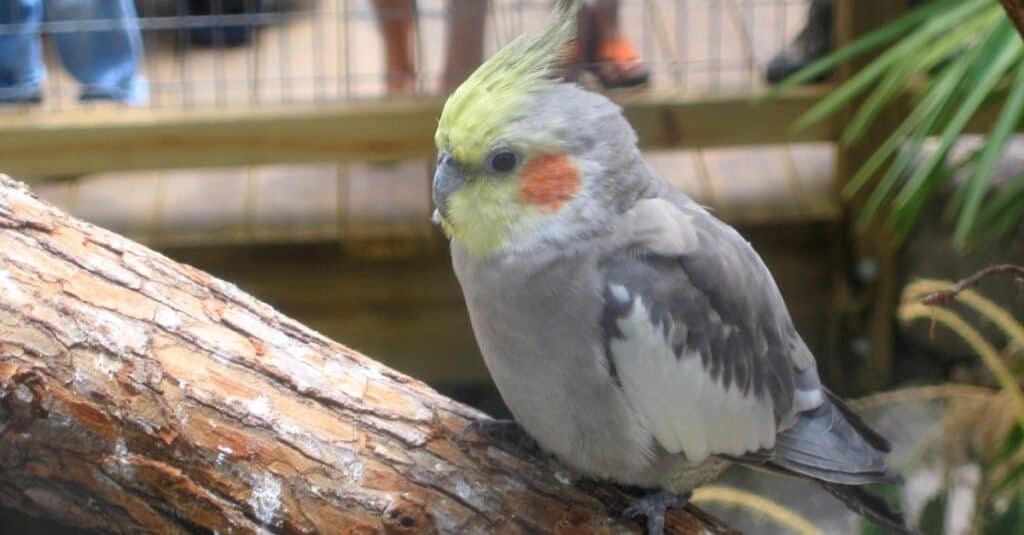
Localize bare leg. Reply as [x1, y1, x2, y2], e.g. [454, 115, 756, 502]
[441, 0, 489, 92]
[589, 0, 620, 40]
[371, 0, 417, 94]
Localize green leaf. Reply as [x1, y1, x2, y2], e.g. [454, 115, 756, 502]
[791, 0, 994, 131]
[841, 7, 1003, 145]
[944, 147, 986, 218]
[852, 60, 974, 228]
[994, 423, 1023, 464]
[993, 458, 1024, 495]
[858, 484, 906, 535]
[984, 489, 1024, 535]
[976, 191, 1024, 245]
[954, 60, 1024, 245]
[918, 492, 947, 535]
[843, 59, 973, 200]
[892, 20, 1023, 241]
[759, 0, 971, 99]
[974, 171, 1024, 246]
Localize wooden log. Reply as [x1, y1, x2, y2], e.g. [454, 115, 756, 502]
[0, 172, 734, 534]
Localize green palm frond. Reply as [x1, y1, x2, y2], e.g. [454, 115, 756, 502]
[774, 0, 1024, 249]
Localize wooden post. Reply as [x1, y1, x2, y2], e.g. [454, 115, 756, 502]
[830, 0, 909, 393]
[0, 173, 733, 534]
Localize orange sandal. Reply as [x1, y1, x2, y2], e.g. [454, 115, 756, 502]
[589, 36, 650, 89]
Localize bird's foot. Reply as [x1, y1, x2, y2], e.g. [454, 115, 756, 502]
[623, 489, 691, 535]
[458, 418, 539, 453]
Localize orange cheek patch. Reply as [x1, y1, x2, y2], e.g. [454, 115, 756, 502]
[519, 154, 581, 210]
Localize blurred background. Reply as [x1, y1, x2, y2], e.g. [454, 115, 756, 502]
[0, 0, 1021, 533]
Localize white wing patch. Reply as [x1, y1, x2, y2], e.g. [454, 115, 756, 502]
[609, 294, 776, 462]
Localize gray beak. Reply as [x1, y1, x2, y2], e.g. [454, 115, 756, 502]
[432, 152, 464, 222]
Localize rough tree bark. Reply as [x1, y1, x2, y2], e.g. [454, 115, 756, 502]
[0, 173, 733, 534]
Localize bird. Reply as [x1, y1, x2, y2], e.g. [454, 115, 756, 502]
[431, 2, 915, 533]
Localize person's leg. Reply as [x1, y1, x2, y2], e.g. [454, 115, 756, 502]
[441, 0, 488, 92]
[0, 0, 45, 104]
[48, 0, 148, 104]
[372, 0, 417, 95]
[589, 0, 620, 39]
[764, 0, 833, 84]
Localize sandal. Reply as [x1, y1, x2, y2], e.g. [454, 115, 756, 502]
[588, 36, 650, 89]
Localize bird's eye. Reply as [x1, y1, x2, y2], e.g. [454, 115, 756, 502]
[487, 150, 519, 174]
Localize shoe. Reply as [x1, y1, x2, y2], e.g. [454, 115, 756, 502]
[187, 0, 266, 47]
[0, 79, 43, 106]
[587, 36, 651, 89]
[0, 92, 42, 106]
[765, 0, 834, 85]
[79, 76, 149, 106]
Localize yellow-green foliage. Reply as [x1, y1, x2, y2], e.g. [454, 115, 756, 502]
[692, 486, 823, 535]
[900, 280, 1024, 429]
[898, 278, 1024, 533]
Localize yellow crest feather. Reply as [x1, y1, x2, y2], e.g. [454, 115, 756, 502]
[435, 0, 582, 163]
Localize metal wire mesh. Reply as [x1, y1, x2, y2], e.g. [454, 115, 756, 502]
[0, 0, 814, 112]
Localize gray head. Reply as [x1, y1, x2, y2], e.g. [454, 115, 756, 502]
[431, 1, 655, 258]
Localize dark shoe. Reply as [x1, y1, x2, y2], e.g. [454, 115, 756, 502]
[0, 91, 42, 106]
[188, 0, 266, 47]
[765, 0, 834, 84]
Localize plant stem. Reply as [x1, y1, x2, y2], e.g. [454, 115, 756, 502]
[900, 303, 1024, 430]
[919, 264, 1024, 305]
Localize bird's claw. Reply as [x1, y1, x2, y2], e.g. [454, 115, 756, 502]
[458, 418, 538, 453]
[623, 490, 691, 535]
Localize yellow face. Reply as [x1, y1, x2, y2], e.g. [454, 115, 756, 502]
[432, 0, 582, 257]
[433, 134, 582, 257]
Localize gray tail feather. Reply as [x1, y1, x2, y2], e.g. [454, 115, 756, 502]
[772, 396, 899, 486]
[733, 461, 917, 534]
[824, 388, 892, 453]
[820, 482, 921, 535]
[728, 392, 917, 532]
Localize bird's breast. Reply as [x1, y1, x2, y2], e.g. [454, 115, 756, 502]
[451, 246, 665, 485]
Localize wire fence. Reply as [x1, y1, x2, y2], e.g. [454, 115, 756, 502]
[0, 0, 815, 112]
[7, 0, 832, 249]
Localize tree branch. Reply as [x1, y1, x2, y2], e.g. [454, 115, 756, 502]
[0, 173, 733, 534]
[1000, 0, 1024, 41]
[919, 264, 1024, 305]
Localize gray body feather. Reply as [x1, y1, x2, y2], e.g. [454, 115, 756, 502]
[449, 84, 904, 528]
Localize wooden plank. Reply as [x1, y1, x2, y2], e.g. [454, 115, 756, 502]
[621, 86, 835, 149]
[0, 88, 833, 179]
[831, 0, 909, 394]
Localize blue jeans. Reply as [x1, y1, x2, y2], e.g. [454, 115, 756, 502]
[0, 0, 148, 104]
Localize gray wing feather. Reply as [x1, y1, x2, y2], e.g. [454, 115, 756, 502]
[604, 197, 897, 478]
[604, 198, 812, 424]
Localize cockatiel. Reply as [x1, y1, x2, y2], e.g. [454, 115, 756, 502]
[432, 2, 914, 534]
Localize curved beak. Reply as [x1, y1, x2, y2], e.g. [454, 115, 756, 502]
[432, 152, 464, 223]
